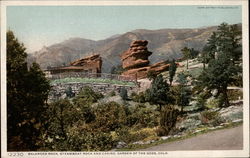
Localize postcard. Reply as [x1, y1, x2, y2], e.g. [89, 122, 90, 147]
[1, 0, 249, 157]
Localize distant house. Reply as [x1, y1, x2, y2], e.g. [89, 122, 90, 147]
[45, 54, 102, 76]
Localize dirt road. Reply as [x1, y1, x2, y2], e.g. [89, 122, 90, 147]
[142, 125, 243, 151]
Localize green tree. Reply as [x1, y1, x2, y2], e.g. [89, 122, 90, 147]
[197, 23, 242, 107]
[72, 86, 101, 123]
[42, 99, 95, 150]
[176, 72, 191, 113]
[145, 74, 173, 111]
[73, 86, 103, 104]
[110, 64, 124, 74]
[45, 99, 73, 140]
[157, 105, 179, 136]
[147, 70, 158, 81]
[190, 48, 200, 59]
[65, 87, 74, 98]
[7, 31, 50, 150]
[91, 102, 127, 132]
[198, 50, 210, 69]
[181, 47, 191, 69]
[202, 23, 242, 65]
[119, 87, 128, 100]
[169, 59, 177, 86]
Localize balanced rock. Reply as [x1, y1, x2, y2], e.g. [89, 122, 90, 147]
[122, 40, 174, 79]
[121, 40, 152, 70]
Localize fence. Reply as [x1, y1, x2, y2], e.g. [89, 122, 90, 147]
[46, 72, 137, 83]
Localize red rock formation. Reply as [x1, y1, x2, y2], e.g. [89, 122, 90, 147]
[122, 40, 173, 79]
[121, 40, 152, 69]
[122, 63, 171, 79]
[47, 54, 102, 74]
[70, 54, 102, 73]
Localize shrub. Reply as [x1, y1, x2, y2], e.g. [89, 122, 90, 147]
[200, 110, 222, 126]
[116, 127, 156, 144]
[200, 110, 218, 122]
[144, 74, 172, 110]
[91, 102, 127, 132]
[205, 98, 219, 109]
[110, 65, 124, 75]
[155, 127, 167, 137]
[126, 104, 159, 128]
[130, 91, 137, 100]
[196, 93, 207, 110]
[115, 127, 134, 144]
[119, 87, 128, 100]
[41, 99, 89, 150]
[73, 86, 103, 105]
[131, 92, 146, 103]
[147, 70, 158, 80]
[65, 86, 75, 98]
[227, 89, 243, 101]
[66, 125, 115, 151]
[109, 90, 116, 97]
[45, 99, 75, 139]
[157, 106, 179, 136]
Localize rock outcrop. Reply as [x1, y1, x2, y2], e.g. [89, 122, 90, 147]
[46, 54, 102, 74]
[121, 40, 171, 79]
[121, 40, 152, 69]
[70, 54, 102, 73]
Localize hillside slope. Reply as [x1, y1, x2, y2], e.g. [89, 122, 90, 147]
[31, 25, 225, 72]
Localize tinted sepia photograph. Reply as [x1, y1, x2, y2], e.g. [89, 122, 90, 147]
[1, 0, 249, 157]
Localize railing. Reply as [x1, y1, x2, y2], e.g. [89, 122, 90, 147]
[46, 72, 137, 83]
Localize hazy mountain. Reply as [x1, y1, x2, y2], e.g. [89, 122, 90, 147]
[30, 24, 240, 73]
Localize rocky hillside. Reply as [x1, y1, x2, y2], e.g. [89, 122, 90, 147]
[31, 24, 234, 73]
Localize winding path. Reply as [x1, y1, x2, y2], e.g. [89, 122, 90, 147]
[142, 125, 243, 151]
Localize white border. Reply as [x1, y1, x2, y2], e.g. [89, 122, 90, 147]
[1, 1, 249, 158]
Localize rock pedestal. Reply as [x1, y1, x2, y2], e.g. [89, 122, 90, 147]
[121, 40, 152, 69]
[121, 40, 171, 79]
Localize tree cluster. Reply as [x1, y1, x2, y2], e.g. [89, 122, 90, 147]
[7, 31, 50, 150]
[197, 23, 242, 107]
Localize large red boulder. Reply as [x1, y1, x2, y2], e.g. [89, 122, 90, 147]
[121, 40, 152, 69]
[121, 40, 173, 79]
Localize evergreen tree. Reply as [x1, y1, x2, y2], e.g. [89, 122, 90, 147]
[147, 70, 158, 81]
[198, 49, 210, 69]
[189, 48, 200, 59]
[169, 59, 177, 86]
[145, 74, 173, 111]
[197, 23, 242, 107]
[202, 23, 242, 64]
[119, 87, 128, 100]
[176, 72, 191, 114]
[7, 31, 50, 150]
[73, 86, 103, 104]
[110, 65, 124, 74]
[181, 47, 191, 69]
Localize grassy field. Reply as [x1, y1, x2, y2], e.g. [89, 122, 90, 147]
[50, 77, 136, 86]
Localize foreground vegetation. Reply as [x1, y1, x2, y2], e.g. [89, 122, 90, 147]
[7, 22, 243, 151]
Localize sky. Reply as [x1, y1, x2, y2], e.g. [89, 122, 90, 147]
[7, 5, 242, 53]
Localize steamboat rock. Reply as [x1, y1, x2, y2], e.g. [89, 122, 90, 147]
[121, 40, 171, 79]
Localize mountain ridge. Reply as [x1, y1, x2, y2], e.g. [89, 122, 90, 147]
[31, 24, 241, 73]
